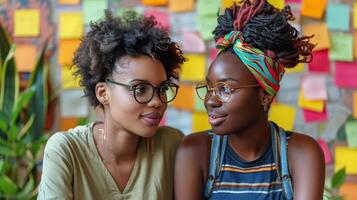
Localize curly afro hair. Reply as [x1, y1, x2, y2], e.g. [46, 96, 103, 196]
[213, 0, 315, 68]
[73, 10, 186, 107]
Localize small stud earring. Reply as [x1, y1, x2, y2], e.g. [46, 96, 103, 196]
[263, 103, 268, 111]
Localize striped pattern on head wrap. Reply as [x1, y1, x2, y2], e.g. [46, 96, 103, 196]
[216, 31, 285, 96]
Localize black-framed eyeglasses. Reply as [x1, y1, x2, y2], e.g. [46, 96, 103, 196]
[195, 81, 260, 102]
[106, 79, 179, 104]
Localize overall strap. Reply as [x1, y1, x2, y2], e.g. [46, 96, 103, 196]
[203, 133, 228, 198]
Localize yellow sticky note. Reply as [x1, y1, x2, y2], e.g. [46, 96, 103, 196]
[353, 3, 357, 29]
[14, 44, 37, 72]
[59, 39, 80, 66]
[142, 0, 167, 6]
[285, 63, 304, 73]
[62, 66, 80, 89]
[301, 0, 327, 19]
[268, 0, 285, 10]
[180, 54, 206, 81]
[169, 0, 194, 12]
[221, 0, 242, 8]
[192, 112, 211, 132]
[335, 146, 357, 175]
[269, 103, 296, 131]
[14, 9, 40, 37]
[171, 84, 194, 110]
[59, 0, 80, 5]
[303, 23, 330, 51]
[298, 90, 324, 112]
[353, 92, 357, 119]
[59, 12, 83, 39]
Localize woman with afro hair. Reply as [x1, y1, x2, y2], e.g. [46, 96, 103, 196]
[38, 10, 185, 200]
[175, 0, 324, 199]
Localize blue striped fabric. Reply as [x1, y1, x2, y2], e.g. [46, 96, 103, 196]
[209, 137, 289, 200]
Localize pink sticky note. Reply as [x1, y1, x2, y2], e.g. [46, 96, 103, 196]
[317, 139, 332, 164]
[303, 105, 328, 123]
[182, 31, 206, 53]
[335, 62, 357, 88]
[144, 10, 169, 30]
[302, 73, 327, 100]
[210, 48, 219, 63]
[308, 50, 330, 73]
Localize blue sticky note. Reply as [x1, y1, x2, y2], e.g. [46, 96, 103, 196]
[326, 4, 350, 32]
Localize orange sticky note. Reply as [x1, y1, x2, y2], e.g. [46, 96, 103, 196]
[14, 44, 37, 72]
[354, 32, 357, 59]
[301, 0, 327, 19]
[59, 0, 80, 5]
[62, 66, 80, 89]
[59, 39, 80, 66]
[59, 12, 83, 39]
[60, 117, 83, 131]
[142, 0, 167, 6]
[169, 0, 194, 12]
[180, 54, 206, 81]
[303, 23, 330, 51]
[268, 0, 285, 10]
[171, 84, 194, 110]
[353, 92, 357, 119]
[192, 112, 211, 132]
[269, 103, 296, 131]
[339, 183, 357, 200]
[14, 9, 40, 37]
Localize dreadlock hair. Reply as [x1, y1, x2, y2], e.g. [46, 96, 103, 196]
[213, 0, 314, 68]
[73, 10, 186, 107]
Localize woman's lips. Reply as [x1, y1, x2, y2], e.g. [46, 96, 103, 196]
[208, 113, 227, 126]
[141, 112, 162, 126]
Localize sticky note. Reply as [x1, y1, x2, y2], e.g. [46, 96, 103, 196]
[197, 0, 220, 16]
[354, 32, 357, 59]
[329, 32, 353, 62]
[180, 54, 206, 81]
[194, 91, 206, 112]
[60, 117, 83, 131]
[285, 63, 304, 73]
[222, 0, 242, 8]
[286, 0, 301, 3]
[165, 107, 192, 134]
[317, 139, 331, 164]
[198, 15, 217, 41]
[334, 62, 357, 88]
[326, 4, 350, 32]
[59, 12, 83, 39]
[144, 10, 169, 30]
[302, 73, 327, 100]
[59, 0, 80, 5]
[301, 0, 326, 19]
[182, 31, 206, 53]
[14, 9, 40, 37]
[14, 44, 37, 72]
[302, 105, 327, 123]
[169, 0, 194, 12]
[302, 23, 330, 51]
[59, 39, 80, 66]
[308, 50, 330, 73]
[60, 89, 89, 117]
[269, 103, 296, 131]
[171, 84, 194, 110]
[192, 112, 211, 132]
[339, 183, 357, 200]
[142, 0, 167, 6]
[346, 120, 357, 148]
[335, 146, 357, 174]
[353, 92, 357, 119]
[354, 3, 357, 29]
[267, 0, 285, 10]
[298, 91, 325, 112]
[62, 66, 80, 89]
[83, 0, 108, 24]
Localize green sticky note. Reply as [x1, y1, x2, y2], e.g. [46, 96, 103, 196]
[346, 120, 357, 148]
[83, 0, 108, 24]
[329, 32, 353, 62]
[194, 92, 206, 112]
[197, 0, 220, 16]
[198, 15, 217, 41]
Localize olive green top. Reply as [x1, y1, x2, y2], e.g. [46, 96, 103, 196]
[38, 123, 183, 200]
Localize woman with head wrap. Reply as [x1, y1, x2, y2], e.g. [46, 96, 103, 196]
[175, 0, 325, 199]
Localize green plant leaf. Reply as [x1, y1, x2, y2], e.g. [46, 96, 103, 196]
[16, 175, 34, 198]
[0, 159, 4, 173]
[0, 145, 15, 157]
[12, 86, 36, 123]
[17, 114, 35, 140]
[0, 22, 12, 70]
[0, 175, 18, 195]
[331, 167, 346, 188]
[27, 42, 48, 140]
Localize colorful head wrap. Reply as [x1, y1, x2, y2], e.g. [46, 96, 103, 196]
[216, 31, 285, 96]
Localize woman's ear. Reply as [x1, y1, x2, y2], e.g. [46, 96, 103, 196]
[259, 89, 274, 111]
[96, 82, 109, 105]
